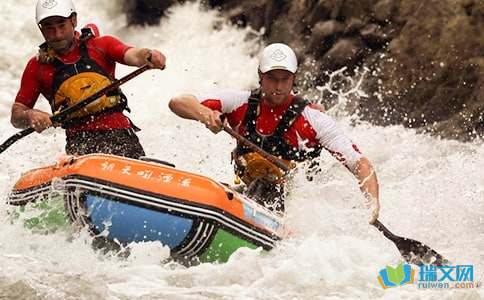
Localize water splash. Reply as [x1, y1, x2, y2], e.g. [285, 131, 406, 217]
[315, 66, 369, 116]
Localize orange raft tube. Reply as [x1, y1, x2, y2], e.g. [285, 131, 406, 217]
[8, 154, 286, 263]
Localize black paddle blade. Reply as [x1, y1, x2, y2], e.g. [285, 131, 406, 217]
[394, 236, 448, 266]
[373, 220, 448, 266]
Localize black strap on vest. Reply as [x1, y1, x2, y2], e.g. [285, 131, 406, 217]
[243, 89, 262, 137]
[236, 90, 322, 162]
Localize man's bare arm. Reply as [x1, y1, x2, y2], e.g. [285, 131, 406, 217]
[11, 102, 52, 133]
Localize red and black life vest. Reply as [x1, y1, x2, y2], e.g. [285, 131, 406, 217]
[234, 89, 322, 162]
[39, 28, 128, 128]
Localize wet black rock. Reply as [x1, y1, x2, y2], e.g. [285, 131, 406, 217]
[123, 0, 177, 25]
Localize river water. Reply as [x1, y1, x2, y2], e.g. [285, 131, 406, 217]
[0, 1, 482, 299]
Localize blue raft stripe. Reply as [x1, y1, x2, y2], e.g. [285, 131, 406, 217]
[85, 194, 193, 248]
[71, 193, 215, 259]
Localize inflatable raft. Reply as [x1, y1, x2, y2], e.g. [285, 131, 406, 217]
[8, 154, 285, 263]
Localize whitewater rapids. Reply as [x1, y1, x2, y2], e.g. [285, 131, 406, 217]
[0, 1, 482, 299]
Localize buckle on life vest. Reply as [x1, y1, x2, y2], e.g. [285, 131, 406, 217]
[233, 152, 291, 186]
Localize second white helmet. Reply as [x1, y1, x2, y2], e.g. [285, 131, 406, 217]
[36, 0, 76, 24]
[259, 43, 298, 74]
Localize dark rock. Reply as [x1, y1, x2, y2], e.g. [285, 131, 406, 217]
[360, 23, 391, 47]
[425, 59, 484, 139]
[225, 0, 271, 30]
[321, 38, 365, 70]
[344, 17, 365, 34]
[313, 20, 345, 39]
[268, 1, 321, 42]
[308, 20, 345, 53]
[362, 0, 484, 140]
[123, 0, 177, 26]
[338, 0, 376, 21]
[220, 0, 292, 36]
[372, 0, 396, 23]
[308, 0, 345, 22]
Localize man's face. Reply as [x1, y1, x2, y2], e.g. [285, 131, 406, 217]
[259, 69, 295, 106]
[39, 15, 77, 53]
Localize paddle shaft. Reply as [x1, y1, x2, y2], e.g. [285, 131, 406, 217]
[222, 124, 291, 172]
[0, 65, 150, 155]
[372, 220, 400, 242]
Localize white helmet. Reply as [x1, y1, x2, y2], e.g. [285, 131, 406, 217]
[259, 43, 298, 74]
[36, 0, 76, 24]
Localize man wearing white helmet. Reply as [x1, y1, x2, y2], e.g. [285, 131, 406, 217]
[169, 43, 380, 224]
[10, 0, 167, 158]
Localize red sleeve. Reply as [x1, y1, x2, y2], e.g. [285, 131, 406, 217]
[200, 99, 222, 112]
[95, 35, 132, 64]
[15, 57, 41, 108]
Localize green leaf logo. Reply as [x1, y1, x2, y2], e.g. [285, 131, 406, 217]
[386, 263, 405, 285]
